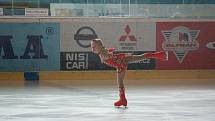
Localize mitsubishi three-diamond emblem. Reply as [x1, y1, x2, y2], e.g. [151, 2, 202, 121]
[118, 25, 137, 51]
[162, 26, 200, 63]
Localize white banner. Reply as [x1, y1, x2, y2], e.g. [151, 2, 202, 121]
[60, 20, 156, 52]
[25, 8, 48, 16]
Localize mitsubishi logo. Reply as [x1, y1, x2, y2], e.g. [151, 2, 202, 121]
[119, 25, 137, 41]
[118, 25, 137, 51]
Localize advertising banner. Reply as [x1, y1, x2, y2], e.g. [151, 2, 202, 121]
[60, 20, 156, 70]
[60, 21, 156, 52]
[60, 51, 155, 71]
[25, 8, 49, 16]
[0, 23, 60, 71]
[156, 22, 215, 69]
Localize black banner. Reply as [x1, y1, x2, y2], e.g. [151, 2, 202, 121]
[60, 51, 155, 71]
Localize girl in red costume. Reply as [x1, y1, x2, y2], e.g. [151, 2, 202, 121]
[91, 39, 168, 108]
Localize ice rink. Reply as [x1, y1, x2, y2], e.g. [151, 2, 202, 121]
[0, 83, 215, 121]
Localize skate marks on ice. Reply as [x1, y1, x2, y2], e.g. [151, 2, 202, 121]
[0, 86, 215, 121]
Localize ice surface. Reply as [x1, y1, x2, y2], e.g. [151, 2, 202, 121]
[0, 85, 215, 121]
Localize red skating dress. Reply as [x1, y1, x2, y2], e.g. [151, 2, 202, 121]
[103, 48, 128, 71]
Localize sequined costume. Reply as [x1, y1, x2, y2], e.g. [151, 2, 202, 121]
[103, 48, 128, 71]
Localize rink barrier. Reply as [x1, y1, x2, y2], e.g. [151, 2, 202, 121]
[39, 70, 215, 80]
[0, 72, 24, 86]
[0, 70, 214, 86]
[0, 72, 24, 80]
[39, 70, 215, 86]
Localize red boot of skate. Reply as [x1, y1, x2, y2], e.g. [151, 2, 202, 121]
[114, 87, 127, 107]
[153, 51, 168, 60]
[144, 51, 168, 61]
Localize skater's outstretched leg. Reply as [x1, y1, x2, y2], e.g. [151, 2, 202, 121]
[144, 51, 168, 60]
[124, 51, 168, 63]
[114, 69, 127, 107]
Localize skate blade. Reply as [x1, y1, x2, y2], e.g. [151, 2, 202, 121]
[115, 105, 128, 109]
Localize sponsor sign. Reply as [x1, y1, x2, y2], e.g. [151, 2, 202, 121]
[162, 26, 200, 63]
[118, 25, 138, 51]
[60, 20, 156, 70]
[156, 22, 215, 69]
[74, 26, 98, 48]
[61, 51, 155, 70]
[25, 8, 49, 16]
[0, 23, 60, 71]
[126, 51, 155, 70]
[61, 52, 89, 70]
[60, 21, 156, 52]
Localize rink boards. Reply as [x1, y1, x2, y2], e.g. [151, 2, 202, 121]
[0, 70, 215, 86]
[0, 17, 215, 71]
[0, 17, 214, 85]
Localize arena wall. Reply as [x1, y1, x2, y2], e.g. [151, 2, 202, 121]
[0, 17, 214, 86]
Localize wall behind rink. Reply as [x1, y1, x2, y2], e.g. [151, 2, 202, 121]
[0, 17, 214, 82]
[0, 18, 157, 72]
[59, 19, 215, 70]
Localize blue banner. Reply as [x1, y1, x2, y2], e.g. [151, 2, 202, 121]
[0, 23, 60, 71]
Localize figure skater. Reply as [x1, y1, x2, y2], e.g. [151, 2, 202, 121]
[90, 38, 168, 107]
